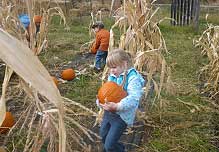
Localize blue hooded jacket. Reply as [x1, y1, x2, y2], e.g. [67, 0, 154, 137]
[108, 68, 145, 126]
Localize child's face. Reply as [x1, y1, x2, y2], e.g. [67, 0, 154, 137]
[110, 62, 127, 77]
[94, 27, 99, 33]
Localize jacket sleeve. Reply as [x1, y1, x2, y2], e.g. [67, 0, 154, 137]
[91, 42, 97, 53]
[95, 33, 101, 50]
[117, 76, 144, 112]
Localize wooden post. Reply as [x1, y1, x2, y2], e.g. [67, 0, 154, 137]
[64, 0, 68, 16]
[171, 0, 177, 25]
[194, 0, 200, 31]
[191, 0, 194, 20]
[90, 0, 92, 12]
[180, 0, 183, 25]
[186, 0, 191, 25]
[171, 0, 174, 25]
[183, 0, 187, 25]
[177, 0, 180, 25]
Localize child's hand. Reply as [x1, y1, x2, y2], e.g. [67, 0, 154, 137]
[96, 98, 100, 105]
[100, 101, 118, 112]
[96, 95, 102, 108]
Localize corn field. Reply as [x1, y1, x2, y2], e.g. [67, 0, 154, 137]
[0, 0, 98, 151]
[0, 0, 175, 151]
[195, 24, 219, 100]
[1, 0, 218, 151]
[102, 0, 175, 102]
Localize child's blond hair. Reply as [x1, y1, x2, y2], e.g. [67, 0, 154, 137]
[106, 49, 133, 87]
[106, 49, 133, 69]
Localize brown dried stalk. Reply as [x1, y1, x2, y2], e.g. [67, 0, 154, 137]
[105, 0, 174, 101]
[195, 24, 219, 98]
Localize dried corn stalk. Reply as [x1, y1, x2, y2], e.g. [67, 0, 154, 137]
[104, 0, 175, 101]
[80, 11, 103, 54]
[0, 66, 13, 125]
[0, 0, 66, 55]
[195, 24, 219, 99]
[0, 28, 66, 152]
[0, 0, 98, 151]
[35, 6, 67, 55]
[95, 0, 175, 127]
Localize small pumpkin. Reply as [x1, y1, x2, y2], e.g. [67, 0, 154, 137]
[52, 76, 58, 86]
[61, 68, 76, 81]
[0, 112, 15, 134]
[97, 81, 127, 104]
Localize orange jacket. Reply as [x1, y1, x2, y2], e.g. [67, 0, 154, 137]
[92, 29, 110, 53]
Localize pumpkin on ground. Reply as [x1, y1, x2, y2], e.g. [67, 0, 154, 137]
[0, 112, 15, 134]
[61, 68, 76, 81]
[52, 76, 58, 86]
[97, 81, 127, 104]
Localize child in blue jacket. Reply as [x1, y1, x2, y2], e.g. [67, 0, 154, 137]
[97, 49, 145, 152]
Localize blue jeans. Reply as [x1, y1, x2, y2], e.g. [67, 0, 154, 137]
[95, 50, 108, 69]
[100, 111, 127, 152]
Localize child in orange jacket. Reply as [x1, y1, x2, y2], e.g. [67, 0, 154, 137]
[91, 21, 110, 71]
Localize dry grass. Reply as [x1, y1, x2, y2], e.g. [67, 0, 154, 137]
[195, 24, 219, 100]
[0, 26, 66, 151]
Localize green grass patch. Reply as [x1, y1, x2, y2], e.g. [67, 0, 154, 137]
[143, 6, 219, 152]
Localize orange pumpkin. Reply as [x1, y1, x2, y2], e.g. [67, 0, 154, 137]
[34, 15, 42, 23]
[97, 82, 127, 104]
[61, 68, 76, 81]
[52, 76, 58, 86]
[0, 112, 15, 134]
